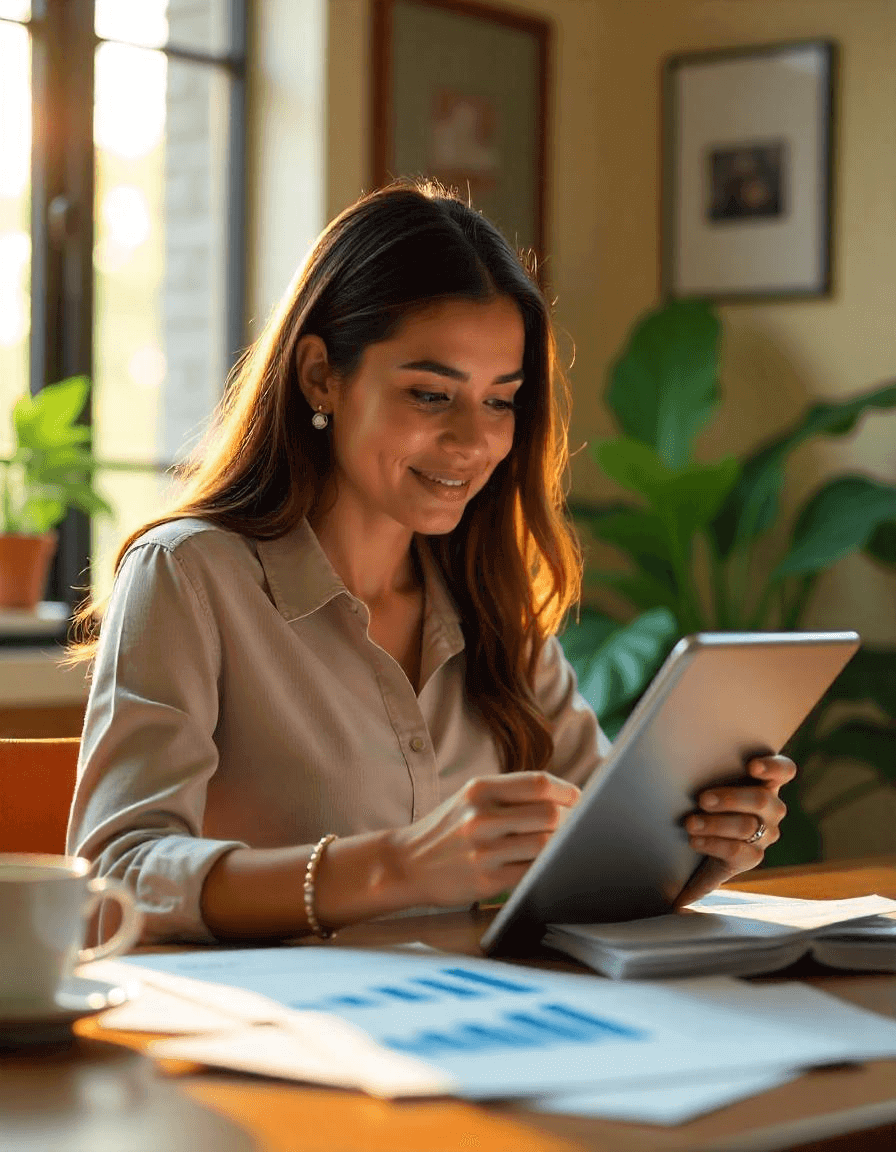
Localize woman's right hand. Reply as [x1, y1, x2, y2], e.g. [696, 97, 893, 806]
[387, 771, 580, 908]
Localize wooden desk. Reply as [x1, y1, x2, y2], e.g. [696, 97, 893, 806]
[5, 859, 896, 1152]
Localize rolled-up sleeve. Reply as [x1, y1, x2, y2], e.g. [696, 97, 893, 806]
[67, 541, 248, 944]
[535, 635, 612, 788]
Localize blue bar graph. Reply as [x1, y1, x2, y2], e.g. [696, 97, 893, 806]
[287, 966, 650, 1059]
[505, 1011, 596, 1043]
[382, 1002, 648, 1057]
[458, 1022, 534, 1048]
[326, 994, 379, 1008]
[289, 966, 536, 1012]
[374, 985, 434, 1003]
[413, 1029, 473, 1052]
[442, 967, 536, 994]
[412, 977, 483, 998]
[542, 1003, 647, 1039]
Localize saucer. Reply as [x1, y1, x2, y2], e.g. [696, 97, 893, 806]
[0, 976, 131, 1047]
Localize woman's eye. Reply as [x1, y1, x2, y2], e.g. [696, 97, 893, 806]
[409, 390, 450, 405]
[408, 389, 516, 412]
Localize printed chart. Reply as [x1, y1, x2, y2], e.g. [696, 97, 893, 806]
[290, 965, 645, 1057]
[122, 947, 896, 1100]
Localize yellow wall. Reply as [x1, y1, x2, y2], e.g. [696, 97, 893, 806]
[585, 0, 896, 645]
[325, 0, 896, 645]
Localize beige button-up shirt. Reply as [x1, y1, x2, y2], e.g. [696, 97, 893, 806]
[68, 518, 609, 943]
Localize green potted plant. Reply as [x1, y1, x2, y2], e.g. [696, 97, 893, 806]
[561, 299, 896, 864]
[0, 376, 112, 610]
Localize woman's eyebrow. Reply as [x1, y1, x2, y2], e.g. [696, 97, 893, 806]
[398, 359, 524, 384]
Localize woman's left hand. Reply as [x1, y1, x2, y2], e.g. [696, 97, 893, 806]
[675, 754, 796, 907]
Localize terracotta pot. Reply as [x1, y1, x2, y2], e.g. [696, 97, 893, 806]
[0, 533, 58, 610]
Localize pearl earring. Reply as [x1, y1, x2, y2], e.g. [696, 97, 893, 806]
[311, 406, 329, 430]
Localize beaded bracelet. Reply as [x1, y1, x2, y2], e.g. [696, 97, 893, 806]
[304, 833, 338, 939]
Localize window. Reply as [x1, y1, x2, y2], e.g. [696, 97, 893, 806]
[0, 0, 247, 608]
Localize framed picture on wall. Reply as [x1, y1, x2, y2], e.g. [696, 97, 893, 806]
[372, 0, 550, 262]
[662, 40, 836, 300]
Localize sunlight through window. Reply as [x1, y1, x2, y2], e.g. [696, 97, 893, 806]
[0, 1, 30, 22]
[94, 0, 169, 49]
[94, 41, 167, 160]
[0, 17, 30, 452]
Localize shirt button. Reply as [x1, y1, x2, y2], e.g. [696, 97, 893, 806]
[350, 603, 359, 614]
[410, 737, 426, 753]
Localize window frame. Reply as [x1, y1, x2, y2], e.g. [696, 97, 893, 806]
[2, 0, 248, 610]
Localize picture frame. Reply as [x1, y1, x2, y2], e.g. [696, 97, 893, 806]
[662, 40, 837, 301]
[371, 0, 550, 262]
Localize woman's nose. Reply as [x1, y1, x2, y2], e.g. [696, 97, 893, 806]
[440, 406, 487, 459]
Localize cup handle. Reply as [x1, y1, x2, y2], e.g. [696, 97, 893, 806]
[78, 877, 144, 963]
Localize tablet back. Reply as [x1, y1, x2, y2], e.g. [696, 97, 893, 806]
[480, 631, 860, 957]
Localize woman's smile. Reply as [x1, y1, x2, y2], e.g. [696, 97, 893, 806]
[409, 467, 475, 500]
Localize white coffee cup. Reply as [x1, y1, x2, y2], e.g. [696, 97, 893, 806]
[0, 853, 143, 1018]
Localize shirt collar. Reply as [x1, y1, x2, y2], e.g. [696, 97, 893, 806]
[415, 536, 462, 635]
[416, 538, 465, 682]
[255, 519, 462, 641]
[255, 519, 346, 622]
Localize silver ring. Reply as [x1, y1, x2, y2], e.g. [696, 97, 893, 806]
[745, 820, 767, 845]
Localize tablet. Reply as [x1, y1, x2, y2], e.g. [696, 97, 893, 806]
[480, 630, 860, 957]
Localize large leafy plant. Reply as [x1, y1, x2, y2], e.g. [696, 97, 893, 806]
[1, 376, 112, 534]
[561, 299, 896, 863]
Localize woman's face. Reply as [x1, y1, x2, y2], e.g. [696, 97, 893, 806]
[327, 295, 525, 536]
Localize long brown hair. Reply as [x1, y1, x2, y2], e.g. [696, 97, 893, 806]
[72, 181, 582, 774]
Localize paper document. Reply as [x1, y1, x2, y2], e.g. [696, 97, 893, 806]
[112, 947, 896, 1100]
[81, 956, 450, 1097]
[82, 958, 298, 1032]
[94, 982, 256, 1035]
[530, 1069, 798, 1125]
[688, 892, 896, 931]
[530, 976, 896, 1125]
[149, 1020, 453, 1097]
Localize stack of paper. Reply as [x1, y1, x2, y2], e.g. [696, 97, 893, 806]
[83, 936, 896, 1126]
[542, 891, 896, 979]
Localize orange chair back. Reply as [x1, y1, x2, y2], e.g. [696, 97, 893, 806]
[0, 738, 80, 855]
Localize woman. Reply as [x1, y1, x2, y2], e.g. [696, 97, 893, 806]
[68, 182, 792, 944]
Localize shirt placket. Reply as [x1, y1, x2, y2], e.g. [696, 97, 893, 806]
[346, 595, 439, 821]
